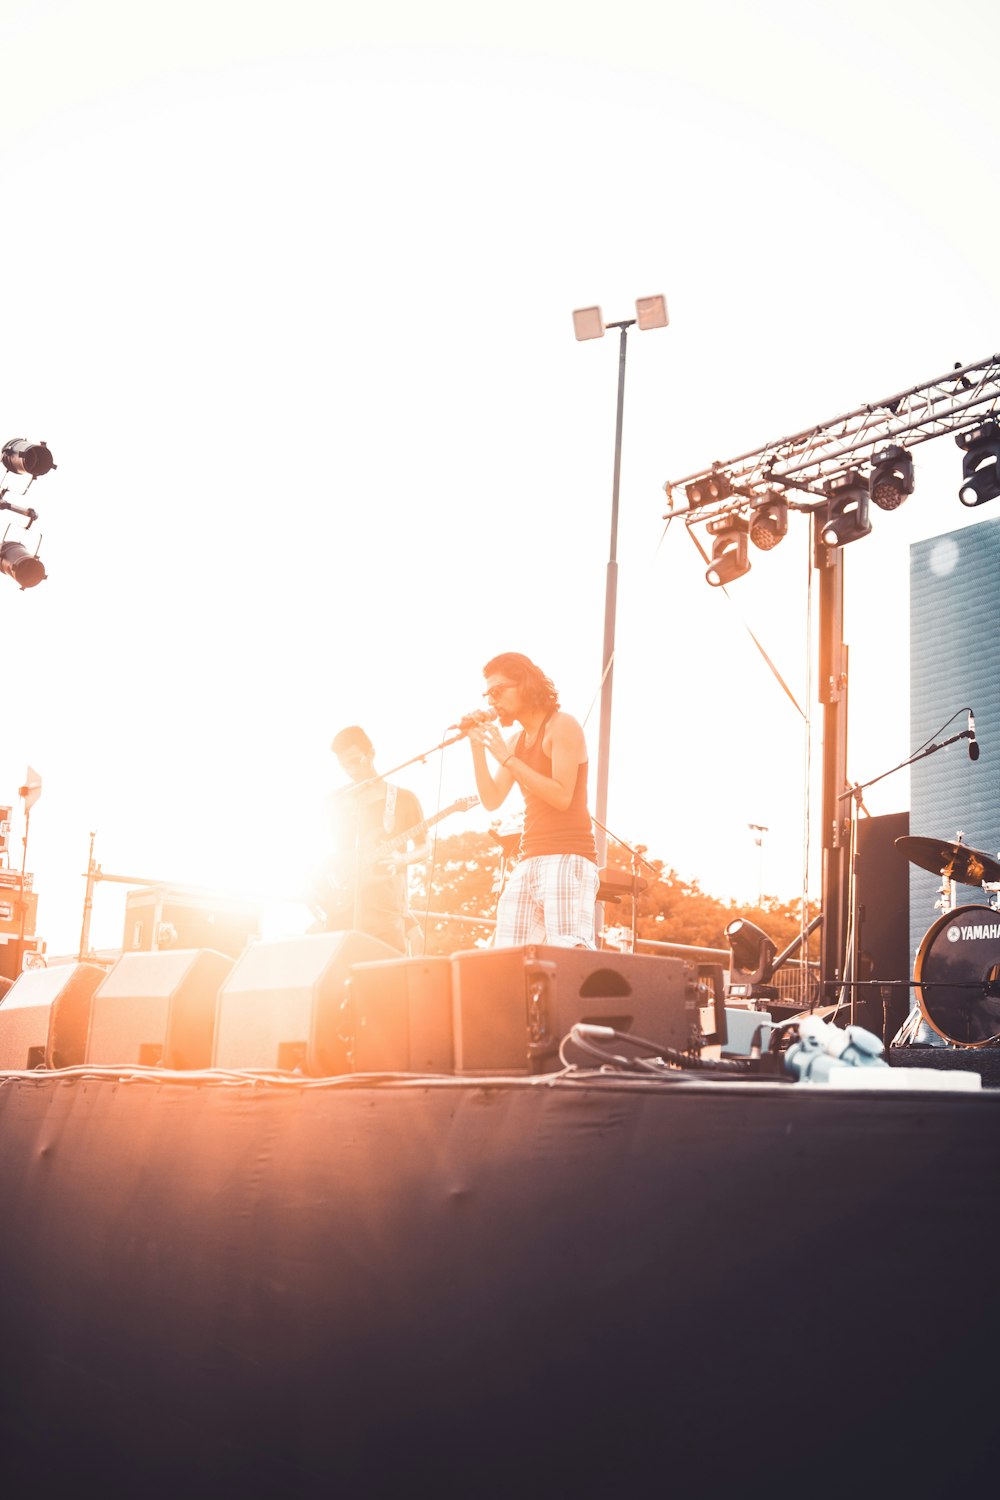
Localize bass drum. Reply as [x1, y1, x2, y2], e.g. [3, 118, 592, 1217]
[914, 904, 1000, 1046]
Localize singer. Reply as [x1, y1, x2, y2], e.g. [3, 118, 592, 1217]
[466, 652, 598, 948]
[315, 726, 431, 955]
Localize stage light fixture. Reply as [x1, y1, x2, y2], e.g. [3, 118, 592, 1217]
[705, 515, 750, 587]
[869, 445, 914, 511]
[748, 492, 788, 550]
[2, 439, 55, 478]
[686, 470, 732, 509]
[0, 539, 46, 589]
[820, 471, 872, 547]
[725, 917, 777, 988]
[956, 421, 1000, 507]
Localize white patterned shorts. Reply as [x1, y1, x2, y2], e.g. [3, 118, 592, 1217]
[494, 854, 599, 948]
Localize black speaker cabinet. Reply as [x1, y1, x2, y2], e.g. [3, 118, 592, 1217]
[213, 931, 399, 1075]
[0, 962, 109, 1070]
[450, 946, 700, 1075]
[856, 810, 911, 1045]
[348, 956, 454, 1074]
[86, 949, 234, 1069]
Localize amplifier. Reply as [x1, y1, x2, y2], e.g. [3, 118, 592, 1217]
[0, 889, 37, 939]
[450, 946, 700, 1076]
[123, 886, 261, 961]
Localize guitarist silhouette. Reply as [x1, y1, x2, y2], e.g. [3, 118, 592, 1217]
[318, 725, 431, 955]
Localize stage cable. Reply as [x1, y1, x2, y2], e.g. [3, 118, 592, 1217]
[684, 523, 808, 722]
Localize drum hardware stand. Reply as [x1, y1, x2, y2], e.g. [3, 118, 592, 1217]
[838, 718, 980, 1031]
[932, 828, 969, 916]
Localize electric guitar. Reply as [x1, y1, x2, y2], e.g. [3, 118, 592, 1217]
[311, 795, 479, 922]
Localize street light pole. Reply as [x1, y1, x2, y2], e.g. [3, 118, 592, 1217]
[594, 319, 633, 877]
[573, 295, 668, 907]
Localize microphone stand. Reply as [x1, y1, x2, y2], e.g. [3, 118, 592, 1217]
[836, 717, 977, 1039]
[591, 817, 657, 952]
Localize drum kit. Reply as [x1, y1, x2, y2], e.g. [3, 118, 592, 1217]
[896, 832, 1000, 1047]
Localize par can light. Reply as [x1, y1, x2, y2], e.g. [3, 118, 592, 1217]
[0, 539, 46, 589]
[2, 439, 55, 478]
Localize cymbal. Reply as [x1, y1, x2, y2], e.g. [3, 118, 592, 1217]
[895, 835, 1000, 887]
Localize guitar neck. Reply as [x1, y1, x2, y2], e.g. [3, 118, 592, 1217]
[373, 801, 471, 861]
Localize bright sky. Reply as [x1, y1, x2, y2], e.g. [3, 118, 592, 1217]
[2, 0, 999, 955]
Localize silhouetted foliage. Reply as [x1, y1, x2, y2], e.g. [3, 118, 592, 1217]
[410, 830, 501, 955]
[411, 830, 819, 959]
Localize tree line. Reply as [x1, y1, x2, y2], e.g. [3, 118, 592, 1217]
[410, 830, 817, 959]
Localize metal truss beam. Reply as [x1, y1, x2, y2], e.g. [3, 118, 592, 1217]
[663, 353, 1000, 519]
[661, 352, 1000, 997]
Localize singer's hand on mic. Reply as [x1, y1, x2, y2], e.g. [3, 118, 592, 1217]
[481, 724, 512, 764]
[450, 707, 497, 733]
[466, 720, 505, 760]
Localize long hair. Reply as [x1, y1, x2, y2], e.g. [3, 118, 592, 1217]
[483, 653, 560, 712]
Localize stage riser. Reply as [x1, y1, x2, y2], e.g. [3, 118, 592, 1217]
[889, 1045, 1000, 1087]
[0, 1075, 998, 1497]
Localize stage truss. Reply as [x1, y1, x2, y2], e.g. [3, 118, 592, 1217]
[661, 351, 1000, 995]
[663, 353, 1000, 519]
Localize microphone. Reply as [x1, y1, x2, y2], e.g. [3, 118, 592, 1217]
[968, 710, 981, 761]
[448, 707, 497, 733]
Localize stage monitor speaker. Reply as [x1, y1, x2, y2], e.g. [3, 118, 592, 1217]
[0, 962, 109, 1070]
[86, 949, 235, 1069]
[213, 931, 399, 1075]
[348, 956, 454, 1074]
[450, 946, 700, 1075]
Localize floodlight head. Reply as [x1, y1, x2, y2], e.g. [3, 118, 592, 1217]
[0, 539, 46, 589]
[2, 439, 55, 478]
[956, 421, 1000, 507]
[705, 515, 750, 587]
[725, 917, 777, 986]
[572, 306, 605, 341]
[635, 294, 668, 331]
[869, 445, 914, 511]
[686, 470, 732, 509]
[820, 471, 872, 546]
[748, 492, 788, 550]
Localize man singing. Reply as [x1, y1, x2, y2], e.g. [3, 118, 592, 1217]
[466, 652, 598, 948]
